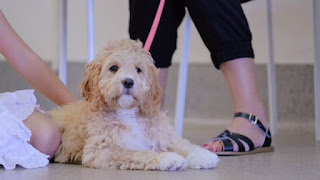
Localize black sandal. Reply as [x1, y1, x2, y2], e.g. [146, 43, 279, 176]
[205, 112, 274, 156]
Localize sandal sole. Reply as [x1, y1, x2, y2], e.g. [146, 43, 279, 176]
[215, 146, 274, 156]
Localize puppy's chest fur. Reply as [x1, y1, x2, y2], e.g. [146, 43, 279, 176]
[114, 109, 157, 151]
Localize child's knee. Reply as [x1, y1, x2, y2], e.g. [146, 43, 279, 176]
[24, 110, 61, 158]
[36, 121, 61, 158]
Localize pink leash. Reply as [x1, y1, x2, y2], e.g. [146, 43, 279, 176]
[143, 0, 165, 51]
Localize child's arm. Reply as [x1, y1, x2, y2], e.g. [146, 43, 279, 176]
[0, 10, 77, 106]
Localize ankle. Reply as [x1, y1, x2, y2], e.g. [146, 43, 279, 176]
[234, 103, 267, 124]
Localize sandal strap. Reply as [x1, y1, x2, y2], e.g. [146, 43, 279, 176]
[210, 136, 234, 152]
[226, 131, 255, 151]
[207, 112, 273, 153]
[234, 112, 269, 136]
[224, 130, 245, 152]
[211, 130, 254, 152]
[234, 112, 272, 147]
[262, 128, 272, 147]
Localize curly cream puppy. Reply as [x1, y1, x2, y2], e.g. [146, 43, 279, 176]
[50, 39, 219, 171]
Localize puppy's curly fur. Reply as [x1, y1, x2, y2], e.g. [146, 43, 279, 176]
[50, 39, 219, 171]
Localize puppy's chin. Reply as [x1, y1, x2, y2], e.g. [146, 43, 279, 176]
[118, 95, 135, 108]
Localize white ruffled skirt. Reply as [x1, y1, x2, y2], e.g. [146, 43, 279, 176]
[0, 89, 49, 170]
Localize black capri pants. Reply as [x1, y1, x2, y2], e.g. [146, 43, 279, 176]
[129, 0, 254, 69]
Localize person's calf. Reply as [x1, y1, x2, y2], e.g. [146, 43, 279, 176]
[158, 67, 169, 108]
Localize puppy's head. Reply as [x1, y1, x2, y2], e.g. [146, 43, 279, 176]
[80, 39, 162, 117]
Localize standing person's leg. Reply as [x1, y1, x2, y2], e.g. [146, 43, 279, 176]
[186, 0, 272, 153]
[158, 68, 169, 104]
[129, 0, 185, 105]
[208, 58, 268, 152]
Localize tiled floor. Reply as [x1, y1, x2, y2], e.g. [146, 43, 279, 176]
[1, 121, 319, 180]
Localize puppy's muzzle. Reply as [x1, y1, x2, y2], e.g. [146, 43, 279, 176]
[122, 78, 134, 89]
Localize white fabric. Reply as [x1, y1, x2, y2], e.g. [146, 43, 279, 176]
[0, 89, 49, 170]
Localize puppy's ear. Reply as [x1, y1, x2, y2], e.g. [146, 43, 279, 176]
[80, 60, 105, 111]
[140, 64, 162, 117]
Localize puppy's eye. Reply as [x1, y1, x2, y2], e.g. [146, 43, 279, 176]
[109, 65, 118, 72]
[136, 67, 142, 73]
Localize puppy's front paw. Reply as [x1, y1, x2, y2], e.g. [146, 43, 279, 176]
[187, 147, 219, 169]
[156, 152, 187, 171]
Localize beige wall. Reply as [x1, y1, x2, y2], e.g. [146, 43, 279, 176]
[0, 0, 58, 64]
[0, 0, 315, 69]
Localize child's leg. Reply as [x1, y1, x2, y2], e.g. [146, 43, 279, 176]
[24, 109, 61, 159]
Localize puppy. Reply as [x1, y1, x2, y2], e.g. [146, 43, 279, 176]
[50, 39, 219, 171]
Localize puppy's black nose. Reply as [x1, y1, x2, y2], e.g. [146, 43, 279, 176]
[122, 78, 134, 89]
